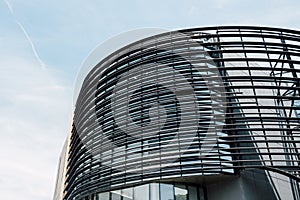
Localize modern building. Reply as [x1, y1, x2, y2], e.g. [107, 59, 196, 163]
[53, 26, 300, 200]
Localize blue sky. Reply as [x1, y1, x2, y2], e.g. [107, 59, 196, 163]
[1, 0, 300, 200]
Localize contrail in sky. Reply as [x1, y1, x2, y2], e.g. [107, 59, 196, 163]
[3, 0, 46, 69]
[3, 0, 13, 14]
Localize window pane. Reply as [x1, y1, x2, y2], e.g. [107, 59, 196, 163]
[188, 186, 198, 200]
[174, 184, 187, 200]
[134, 184, 150, 200]
[150, 183, 160, 200]
[160, 183, 174, 200]
[96, 183, 206, 200]
[111, 190, 121, 200]
[122, 188, 133, 200]
[198, 188, 205, 200]
[98, 192, 109, 200]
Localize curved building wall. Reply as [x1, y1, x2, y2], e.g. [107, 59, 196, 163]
[61, 26, 300, 200]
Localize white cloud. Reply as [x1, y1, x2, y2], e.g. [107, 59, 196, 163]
[0, 55, 72, 200]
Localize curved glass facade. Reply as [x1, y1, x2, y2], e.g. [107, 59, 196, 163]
[94, 183, 205, 200]
[55, 26, 300, 200]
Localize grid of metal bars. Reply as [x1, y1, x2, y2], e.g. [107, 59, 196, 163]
[64, 26, 300, 200]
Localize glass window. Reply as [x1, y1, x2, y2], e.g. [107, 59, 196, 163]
[122, 188, 133, 200]
[174, 184, 187, 200]
[134, 184, 150, 200]
[198, 188, 205, 200]
[188, 186, 198, 200]
[295, 100, 300, 118]
[98, 192, 109, 200]
[150, 183, 160, 200]
[111, 190, 121, 200]
[160, 183, 174, 200]
[96, 183, 206, 200]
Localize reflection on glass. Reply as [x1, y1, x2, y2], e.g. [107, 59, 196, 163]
[188, 186, 198, 200]
[160, 183, 174, 200]
[150, 183, 159, 200]
[134, 184, 149, 200]
[198, 188, 205, 200]
[175, 184, 187, 200]
[98, 192, 109, 200]
[95, 183, 205, 200]
[111, 190, 121, 200]
[122, 188, 133, 200]
[295, 100, 300, 118]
